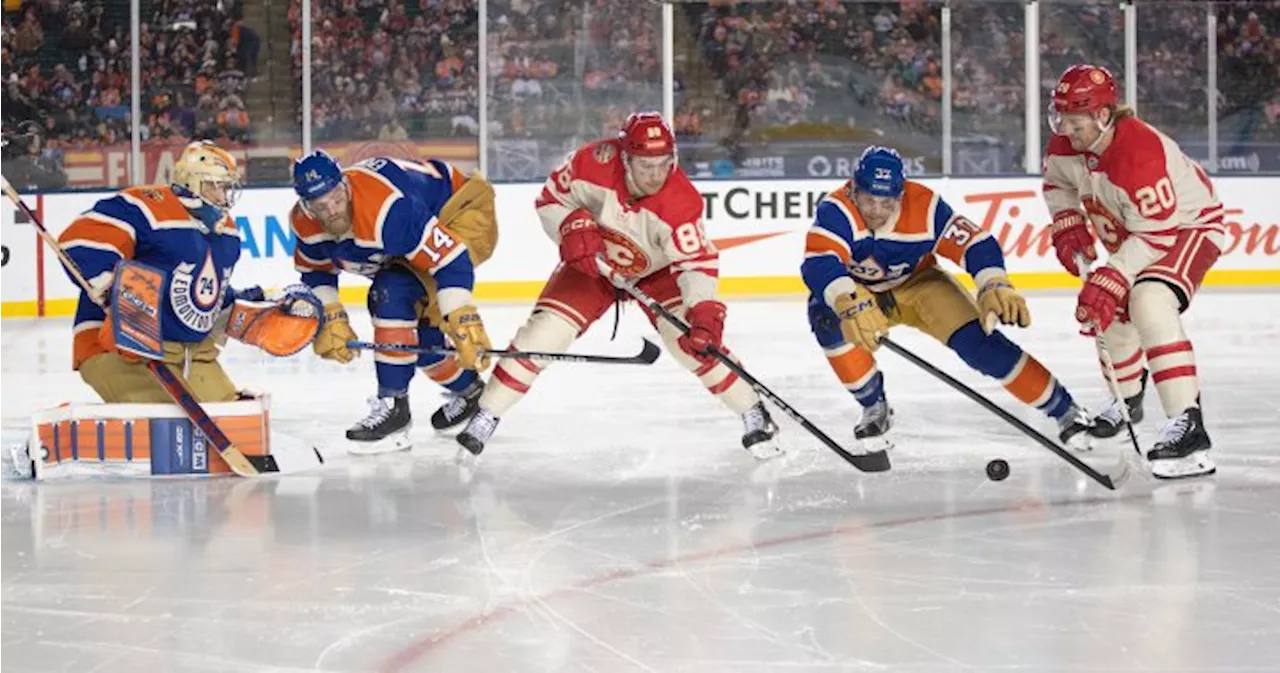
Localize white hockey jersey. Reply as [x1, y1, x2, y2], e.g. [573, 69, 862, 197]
[535, 140, 718, 307]
[1042, 116, 1226, 282]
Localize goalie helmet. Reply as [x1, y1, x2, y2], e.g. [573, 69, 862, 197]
[171, 141, 241, 225]
[853, 146, 905, 198]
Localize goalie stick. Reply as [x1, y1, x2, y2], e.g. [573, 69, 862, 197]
[880, 337, 1124, 490]
[2, 177, 280, 477]
[594, 257, 891, 473]
[347, 338, 662, 365]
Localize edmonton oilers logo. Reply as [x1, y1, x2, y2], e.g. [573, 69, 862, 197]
[170, 251, 221, 332]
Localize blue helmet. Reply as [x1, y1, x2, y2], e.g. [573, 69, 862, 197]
[292, 150, 343, 201]
[853, 146, 905, 198]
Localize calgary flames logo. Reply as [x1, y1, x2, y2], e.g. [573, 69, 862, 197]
[599, 229, 650, 277]
[1089, 69, 1106, 84]
[594, 143, 616, 164]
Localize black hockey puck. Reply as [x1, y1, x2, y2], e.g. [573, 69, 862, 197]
[986, 459, 1010, 482]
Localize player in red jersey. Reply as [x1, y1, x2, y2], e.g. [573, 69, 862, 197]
[455, 112, 782, 461]
[1043, 64, 1225, 479]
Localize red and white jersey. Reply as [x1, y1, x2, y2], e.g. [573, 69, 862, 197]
[1042, 116, 1226, 282]
[535, 140, 718, 307]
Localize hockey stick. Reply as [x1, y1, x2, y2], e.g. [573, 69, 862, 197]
[346, 338, 662, 365]
[594, 257, 891, 473]
[1077, 256, 1145, 469]
[2, 178, 275, 477]
[880, 337, 1122, 490]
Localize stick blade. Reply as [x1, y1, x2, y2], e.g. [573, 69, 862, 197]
[636, 338, 661, 364]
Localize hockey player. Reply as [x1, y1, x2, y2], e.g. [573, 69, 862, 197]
[802, 146, 1094, 454]
[290, 151, 499, 452]
[1044, 64, 1224, 479]
[57, 141, 315, 402]
[455, 111, 781, 459]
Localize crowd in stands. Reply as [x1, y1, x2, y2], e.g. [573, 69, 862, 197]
[4, 0, 1278, 185]
[2, 0, 260, 159]
[291, 0, 480, 142]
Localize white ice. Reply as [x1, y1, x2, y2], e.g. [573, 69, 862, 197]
[3, 292, 1279, 672]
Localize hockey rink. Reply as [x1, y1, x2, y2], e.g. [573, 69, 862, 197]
[3, 292, 1278, 672]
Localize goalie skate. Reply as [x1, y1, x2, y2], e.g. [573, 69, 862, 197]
[855, 397, 893, 453]
[1148, 407, 1215, 480]
[741, 402, 783, 460]
[346, 396, 413, 455]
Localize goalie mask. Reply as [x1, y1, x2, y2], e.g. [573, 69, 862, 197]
[619, 112, 676, 197]
[172, 141, 242, 227]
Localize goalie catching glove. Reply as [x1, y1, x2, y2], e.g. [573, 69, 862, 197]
[445, 304, 493, 372]
[222, 284, 326, 357]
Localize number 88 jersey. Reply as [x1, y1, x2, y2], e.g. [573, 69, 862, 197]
[1042, 116, 1226, 280]
[535, 139, 719, 307]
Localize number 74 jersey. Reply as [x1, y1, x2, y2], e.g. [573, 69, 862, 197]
[1042, 117, 1226, 280]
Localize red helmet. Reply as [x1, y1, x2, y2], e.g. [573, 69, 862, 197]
[618, 111, 676, 157]
[1052, 64, 1118, 115]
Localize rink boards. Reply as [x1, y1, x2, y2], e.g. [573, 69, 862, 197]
[3, 176, 1278, 317]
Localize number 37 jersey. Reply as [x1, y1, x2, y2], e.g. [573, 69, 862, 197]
[1041, 116, 1226, 281]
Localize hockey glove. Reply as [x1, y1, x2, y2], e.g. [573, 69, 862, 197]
[678, 300, 727, 363]
[314, 302, 359, 363]
[1050, 209, 1098, 277]
[445, 304, 492, 373]
[834, 285, 889, 352]
[1076, 265, 1129, 336]
[224, 285, 325, 357]
[977, 276, 1031, 329]
[558, 209, 605, 278]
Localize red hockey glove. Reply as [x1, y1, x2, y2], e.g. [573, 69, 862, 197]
[1050, 209, 1098, 277]
[558, 209, 605, 278]
[1076, 266, 1129, 336]
[678, 300, 726, 363]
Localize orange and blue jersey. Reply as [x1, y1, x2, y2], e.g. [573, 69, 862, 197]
[801, 180, 1007, 301]
[290, 157, 472, 298]
[57, 184, 241, 368]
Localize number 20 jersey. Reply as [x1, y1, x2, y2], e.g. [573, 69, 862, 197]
[1041, 116, 1226, 282]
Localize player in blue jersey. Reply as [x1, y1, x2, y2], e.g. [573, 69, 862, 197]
[290, 151, 499, 453]
[58, 141, 319, 403]
[801, 146, 1095, 453]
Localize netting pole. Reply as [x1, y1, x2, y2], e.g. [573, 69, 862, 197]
[302, 0, 313, 155]
[662, 2, 674, 123]
[1023, 0, 1040, 175]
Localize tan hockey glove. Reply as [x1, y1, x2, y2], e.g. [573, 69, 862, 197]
[833, 285, 890, 352]
[313, 303, 358, 363]
[445, 304, 492, 373]
[977, 276, 1031, 329]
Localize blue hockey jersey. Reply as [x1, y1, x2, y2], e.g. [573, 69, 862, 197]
[290, 157, 475, 312]
[801, 179, 1007, 304]
[58, 184, 241, 369]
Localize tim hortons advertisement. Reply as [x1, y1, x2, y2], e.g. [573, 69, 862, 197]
[5, 177, 1278, 317]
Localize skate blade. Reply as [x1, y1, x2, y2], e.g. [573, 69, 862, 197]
[856, 435, 893, 454]
[1151, 452, 1216, 480]
[746, 438, 784, 461]
[346, 432, 413, 456]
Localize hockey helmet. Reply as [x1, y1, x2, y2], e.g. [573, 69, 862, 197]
[172, 141, 241, 225]
[619, 112, 676, 158]
[292, 149, 344, 201]
[853, 146, 906, 198]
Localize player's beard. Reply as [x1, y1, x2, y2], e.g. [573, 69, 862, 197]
[319, 210, 353, 238]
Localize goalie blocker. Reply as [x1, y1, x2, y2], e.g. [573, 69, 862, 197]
[19, 393, 324, 479]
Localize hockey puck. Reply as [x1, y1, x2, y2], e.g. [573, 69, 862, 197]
[986, 459, 1010, 482]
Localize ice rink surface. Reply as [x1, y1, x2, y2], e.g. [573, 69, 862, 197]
[3, 292, 1278, 672]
